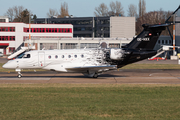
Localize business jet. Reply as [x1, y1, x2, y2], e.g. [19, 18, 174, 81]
[2, 23, 172, 78]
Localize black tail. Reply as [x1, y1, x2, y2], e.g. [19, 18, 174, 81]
[125, 23, 171, 50]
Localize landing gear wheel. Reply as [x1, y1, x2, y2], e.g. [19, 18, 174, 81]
[93, 73, 98, 78]
[17, 74, 22, 78]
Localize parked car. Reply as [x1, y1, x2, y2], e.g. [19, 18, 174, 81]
[0, 52, 3, 57]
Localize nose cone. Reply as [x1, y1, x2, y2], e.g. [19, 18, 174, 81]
[2, 63, 11, 69]
[2, 61, 16, 69]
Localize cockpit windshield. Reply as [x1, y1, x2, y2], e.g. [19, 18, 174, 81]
[17, 53, 31, 59]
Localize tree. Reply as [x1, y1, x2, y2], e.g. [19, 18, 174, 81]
[94, 3, 109, 17]
[139, 0, 142, 17]
[127, 4, 137, 17]
[138, 0, 146, 22]
[47, 8, 58, 18]
[33, 14, 37, 20]
[13, 6, 24, 20]
[141, 0, 146, 17]
[58, 2, 69, 18]
[4, 6, 32, 23]
[94, 1, 124, 17]
[109, 1, 124, 16]
[13, 9, 31, 23]
[5, 7, 14, 22]
[136, 10, 173, 35]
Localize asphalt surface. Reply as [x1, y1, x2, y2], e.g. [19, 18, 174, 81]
[0, 57, 8, 63]
[1, 57, 180, 84]
[0, 69, 180, 84]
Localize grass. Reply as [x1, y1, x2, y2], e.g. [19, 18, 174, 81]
[0, 84, 180, 120]
[121, 64, 180, 69]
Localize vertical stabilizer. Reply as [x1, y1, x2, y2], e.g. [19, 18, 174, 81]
[126, 24, 170, 50]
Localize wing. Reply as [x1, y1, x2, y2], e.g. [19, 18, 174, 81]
[66, 65, 117, 72]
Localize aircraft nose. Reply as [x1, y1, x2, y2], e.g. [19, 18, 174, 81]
[2, 61, 15, 69]
[2, 63, 10, 69]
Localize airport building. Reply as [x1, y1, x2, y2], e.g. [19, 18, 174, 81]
[23, 37, 132, 50]
[34, 16, 135, 38]
[0, 17, 73, 55]
[176, 17, 180, 52]
[1, 15, 179, 59]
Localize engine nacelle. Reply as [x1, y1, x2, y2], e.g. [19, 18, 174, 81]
[110, 49, 124, 60]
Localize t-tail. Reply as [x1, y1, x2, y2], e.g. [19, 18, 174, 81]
[125, 23, 171, 50]
[116, 23, 171, 68]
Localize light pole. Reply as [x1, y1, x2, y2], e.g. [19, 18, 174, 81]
[173, 13, 177, 56]
[29, 13, 33, 47]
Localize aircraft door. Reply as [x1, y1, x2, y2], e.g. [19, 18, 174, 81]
[38, 52, 45, 67]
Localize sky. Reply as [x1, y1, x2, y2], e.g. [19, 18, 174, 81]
[0, 0, 180, 18]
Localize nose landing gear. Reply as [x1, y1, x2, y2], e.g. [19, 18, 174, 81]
[16, 69, 22, 78]
[17, 73, 22, 78]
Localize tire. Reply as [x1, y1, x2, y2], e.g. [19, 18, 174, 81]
[17, 74, 22, 78]
[93, 73, 98, 78]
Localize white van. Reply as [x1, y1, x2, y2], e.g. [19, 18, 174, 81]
[0, 52, 3, 57]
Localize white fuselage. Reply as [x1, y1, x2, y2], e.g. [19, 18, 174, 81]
[3, 49, 107, 72]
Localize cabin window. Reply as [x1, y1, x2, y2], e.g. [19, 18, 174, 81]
[74, 55, 77, 58]
[48, 55, 51, 59]
[81, 54, 84, 58]
[68, 55, 71, 58]
[55, 55, 58, 59]
[62, 55, 64, 58]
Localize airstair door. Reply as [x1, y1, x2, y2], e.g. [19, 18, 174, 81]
[38, 52, 45, 67]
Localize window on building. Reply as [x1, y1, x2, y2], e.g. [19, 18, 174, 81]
[40, 43, 57, 50]
[169, 40, 172, 44]
[109, 43, 120, 48]
[9, 47, 15, 53]
[0, 27, 15, 32]
[162, 40, 164, 44]
[166, 40, 168, 44]
[0, 36, 15, 41]
[23, 27, 72, 33]
[80, 43, 98, 49]
[61, 43, 78, 49]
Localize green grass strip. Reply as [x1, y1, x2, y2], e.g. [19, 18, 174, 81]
[0, 84, 180, 120]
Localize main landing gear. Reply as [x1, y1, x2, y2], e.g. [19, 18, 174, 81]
[93, 73, 98, 78]
[16, 69, 22, 78]
[83, 71, 99, 78]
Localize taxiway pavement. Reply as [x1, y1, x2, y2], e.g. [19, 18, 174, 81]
[1, 57, 180, 84]
[0, 69, 180, 84]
